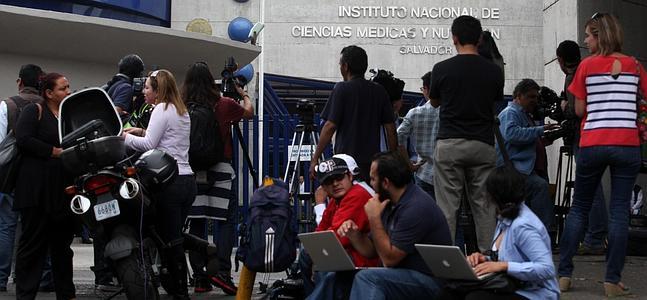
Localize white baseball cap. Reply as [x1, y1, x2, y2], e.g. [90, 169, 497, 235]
[332, 154, 360, 176]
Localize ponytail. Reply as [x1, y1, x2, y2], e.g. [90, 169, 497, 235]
[486, 166, 526, 220]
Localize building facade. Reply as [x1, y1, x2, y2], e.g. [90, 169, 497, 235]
[1, 0, 646, 188]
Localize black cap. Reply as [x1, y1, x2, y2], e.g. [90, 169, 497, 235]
[315, 157, 350, 183]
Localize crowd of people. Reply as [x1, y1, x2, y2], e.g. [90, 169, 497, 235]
[0, 11, 645, 300]
[0, 54, 251, 299]
[303, 13, 646, 300]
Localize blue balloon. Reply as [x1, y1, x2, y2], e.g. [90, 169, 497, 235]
[234, 64, 254, 84]
[228, 17, 253, 42]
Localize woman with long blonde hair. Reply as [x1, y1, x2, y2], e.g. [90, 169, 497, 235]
[557, 13, 647, 297]
[122, 69, 196, 299]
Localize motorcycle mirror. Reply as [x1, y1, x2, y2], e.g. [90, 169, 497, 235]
[119, 178, 140, 200]
[70, 195, 92, 215]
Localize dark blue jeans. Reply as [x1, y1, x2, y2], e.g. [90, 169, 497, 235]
[0, 194, 16, 288]
[525, 172, 553, 230]
[558, 146, 640, 283]
[0, 194, 52, 289]
[349, 268, 442, 300]
[574, 143, 608, 249]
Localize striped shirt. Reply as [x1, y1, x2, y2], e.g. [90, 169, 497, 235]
[568, 56, 647, 147]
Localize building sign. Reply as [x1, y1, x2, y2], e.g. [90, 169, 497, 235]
[290, 5, 502, 56]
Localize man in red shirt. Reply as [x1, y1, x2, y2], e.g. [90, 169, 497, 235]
[302, 156, 379, 299]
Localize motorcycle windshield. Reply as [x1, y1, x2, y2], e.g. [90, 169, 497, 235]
[58, 87, 123, 144]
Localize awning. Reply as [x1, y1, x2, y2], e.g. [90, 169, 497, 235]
[0, 4, 261, 77]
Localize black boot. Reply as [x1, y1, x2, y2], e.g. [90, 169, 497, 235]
[163, 245, 190, 300]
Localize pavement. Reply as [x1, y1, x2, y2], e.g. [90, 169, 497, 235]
[0, 241, 646, 299]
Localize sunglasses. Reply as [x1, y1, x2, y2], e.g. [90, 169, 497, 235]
[591, 12, 605, 20]
[322, 172, 348, 186]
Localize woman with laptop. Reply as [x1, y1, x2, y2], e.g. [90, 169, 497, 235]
[443, 166, 559, 300]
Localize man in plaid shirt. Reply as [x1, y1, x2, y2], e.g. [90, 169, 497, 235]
[397, 72, 439, 199]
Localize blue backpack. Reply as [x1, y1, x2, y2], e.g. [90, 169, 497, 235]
[237, 179, 297, 272]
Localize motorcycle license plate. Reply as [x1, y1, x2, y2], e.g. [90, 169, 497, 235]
[93, 199, 120, 221]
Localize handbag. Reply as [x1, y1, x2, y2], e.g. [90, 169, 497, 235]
[0, 101, 41, 193]
[634, 59, 647, 172]
[0, 97, 22, 193]
[445, 272, 525, 294]
[0, 132, 21, 193]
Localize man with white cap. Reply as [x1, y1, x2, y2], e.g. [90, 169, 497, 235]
[302, 155, 379, 299]
[313, 154, 372, 225]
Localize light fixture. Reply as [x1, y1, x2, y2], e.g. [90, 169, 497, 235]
[249, 22, 265, 45]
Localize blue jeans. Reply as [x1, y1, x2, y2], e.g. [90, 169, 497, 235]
[525, 172, 553, 230]
[415, 176, 435, 202]
[574, 143, 608, 249]
[307, 271, 356, 300]
[1, 196, 53, 288]
[349, 268, 442, 300]
[558, 146, 640, 283]
[583, 184, 607, 249]
[0, 193, 17, 288]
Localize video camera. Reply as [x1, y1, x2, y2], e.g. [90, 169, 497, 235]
[535, 86, 577, 146]
[369, 69, 405, 102]
[221, 56, 252, 101]
[296, 99, 315, 125]
[132, 77, 146, 96]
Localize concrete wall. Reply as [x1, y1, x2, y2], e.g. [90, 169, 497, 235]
[171, 0, 544, 94]
[542, 0, 579, 185]
[0, 53, 113, 100]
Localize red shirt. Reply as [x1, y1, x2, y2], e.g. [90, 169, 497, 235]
[316, 183, 380, 267]
[214, 97, 244, 160]
[568, 55, 647, 147]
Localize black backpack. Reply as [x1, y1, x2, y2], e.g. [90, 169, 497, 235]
[237, 178, 297, 273]
[188, 102, 224, 170]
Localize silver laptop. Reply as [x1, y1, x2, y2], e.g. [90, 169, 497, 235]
[299, 231, 366, 272]
[415, 244, 493, 281]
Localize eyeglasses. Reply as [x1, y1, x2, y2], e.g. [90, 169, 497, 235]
[322, 172, 347, 186]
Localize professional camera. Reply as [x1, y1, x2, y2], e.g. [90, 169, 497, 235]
[535, 86, 564, 122]
[132, 77, 146, 96]
[221, 56, 252, 101]
[369, 69, 405, 102]
[296, 99, 315, 125]
[535, 86, 577, 146]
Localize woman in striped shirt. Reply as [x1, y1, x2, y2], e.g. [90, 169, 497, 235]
[557, 13, 647, 297]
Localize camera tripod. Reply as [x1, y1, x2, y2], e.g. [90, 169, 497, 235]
[233, 122, 259, 186]
[554, 145, 575, 246]
[283, 121, 321, 234]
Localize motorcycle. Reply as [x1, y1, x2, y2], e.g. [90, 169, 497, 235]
[58, 88, 217, 299]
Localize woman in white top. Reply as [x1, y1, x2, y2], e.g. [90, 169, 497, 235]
[122, 69, 196, 299]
